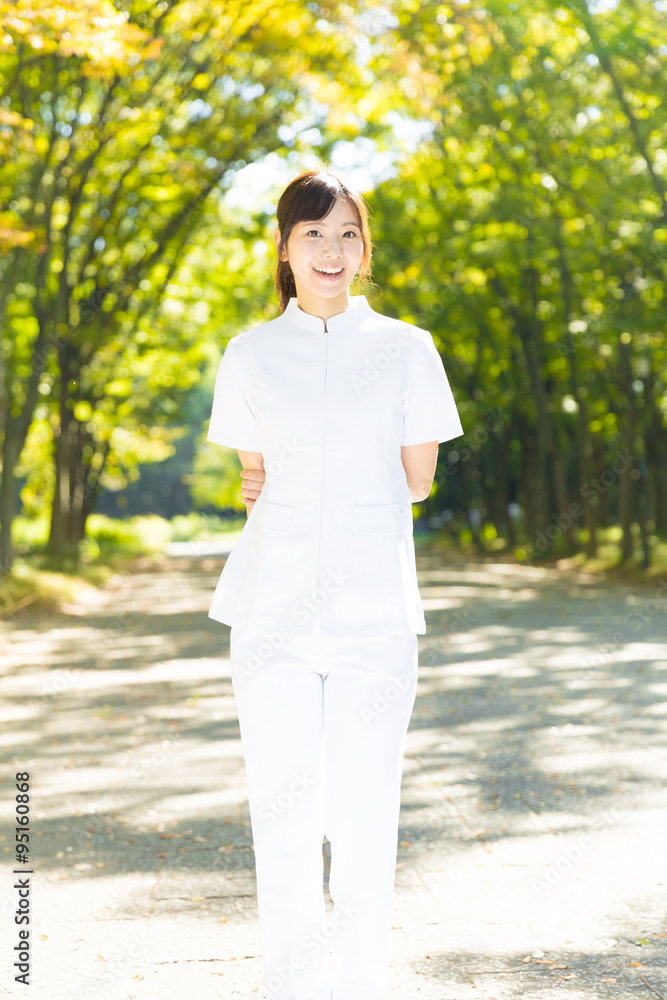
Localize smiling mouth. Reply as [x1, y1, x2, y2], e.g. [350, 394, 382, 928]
[314, 266, 344, 276]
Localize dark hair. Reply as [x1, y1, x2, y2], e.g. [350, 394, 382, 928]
[274, 169, 374, 313]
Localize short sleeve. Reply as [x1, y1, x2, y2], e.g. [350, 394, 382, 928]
[206, 337, 262, 451]
[401, 331, 463, 446]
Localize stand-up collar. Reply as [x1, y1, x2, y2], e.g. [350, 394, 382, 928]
[282, 294, 373, 333]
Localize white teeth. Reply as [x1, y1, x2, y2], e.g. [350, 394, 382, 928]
[315, 267, 342, 274]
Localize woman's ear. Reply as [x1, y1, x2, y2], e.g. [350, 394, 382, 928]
[273, 228, 287, 261]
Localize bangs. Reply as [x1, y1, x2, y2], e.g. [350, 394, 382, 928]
[284, 173, 359, 229]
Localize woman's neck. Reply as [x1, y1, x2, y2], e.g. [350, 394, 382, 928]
[294, 288, 352, 324]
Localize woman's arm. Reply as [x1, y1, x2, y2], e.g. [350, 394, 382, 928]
[237, 443, 438, 511]
[400, 441, 439, 502]
[237, 451, 266, 516]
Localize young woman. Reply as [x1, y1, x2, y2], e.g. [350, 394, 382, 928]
[207, 169, 463, 1000]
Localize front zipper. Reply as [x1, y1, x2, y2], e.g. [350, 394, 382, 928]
[316, 319, 328, 593]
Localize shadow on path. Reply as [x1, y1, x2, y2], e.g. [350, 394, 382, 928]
[1, 548, 666, 999]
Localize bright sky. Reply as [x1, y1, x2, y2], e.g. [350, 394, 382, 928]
[222, 0, 626, 216]
[222, 115, 434, 217]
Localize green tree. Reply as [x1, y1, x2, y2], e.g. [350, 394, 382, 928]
[365, 0, 666, 562]
[0, 0, 381, 572]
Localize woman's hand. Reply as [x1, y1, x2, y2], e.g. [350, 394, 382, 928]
[237, 451, 266, 515]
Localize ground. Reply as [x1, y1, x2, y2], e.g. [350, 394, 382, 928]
[1, 544, 666, 1000]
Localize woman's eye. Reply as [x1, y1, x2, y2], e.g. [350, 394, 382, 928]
[305, 230, 356, 238]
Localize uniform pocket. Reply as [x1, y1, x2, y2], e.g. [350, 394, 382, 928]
[255, 500, 298, 532]
[350, 503, 411, 534]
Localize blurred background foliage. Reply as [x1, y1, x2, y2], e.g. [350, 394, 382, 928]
[1, 0, 666, 611]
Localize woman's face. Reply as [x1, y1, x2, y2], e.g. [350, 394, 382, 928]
[274, 196, 365, 308]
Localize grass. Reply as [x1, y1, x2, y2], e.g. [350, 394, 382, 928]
[0, 511, 245, 617]
[428, 520, 667, 591]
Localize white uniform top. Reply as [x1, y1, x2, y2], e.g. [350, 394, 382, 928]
[206, 294, 464, 638]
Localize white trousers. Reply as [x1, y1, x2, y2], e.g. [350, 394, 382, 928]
[229, 626, 419, 1000]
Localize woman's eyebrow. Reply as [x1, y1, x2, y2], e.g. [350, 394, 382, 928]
[301, 220, 361, 227]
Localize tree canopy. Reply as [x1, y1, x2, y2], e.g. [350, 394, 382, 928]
[1, 0, 665, 577]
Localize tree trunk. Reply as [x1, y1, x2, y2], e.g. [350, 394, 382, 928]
[574, 396, 599, 559]
[488, 444, 508, 540]
[0, 323, 52, 576]
[490, 273, 571, 556]
[591, 432, 610, 527]
[554, 221, 598, 557]
[644, 368, 667, 534]
[0, 426, 23, 576]
[48, 342, 79, 562]
[516, 415, 544, 547]
[617, 338, 636, 562]
[75, 437, 111, 544]
[48, 336, 112, 556]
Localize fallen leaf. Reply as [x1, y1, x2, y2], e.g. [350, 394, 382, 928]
[520, 954, 532, 963]
[628, 962, 645, 968]
[600, 978, 617, 983]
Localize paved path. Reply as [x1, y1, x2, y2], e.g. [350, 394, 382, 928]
[1, 547, 666, 1000]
